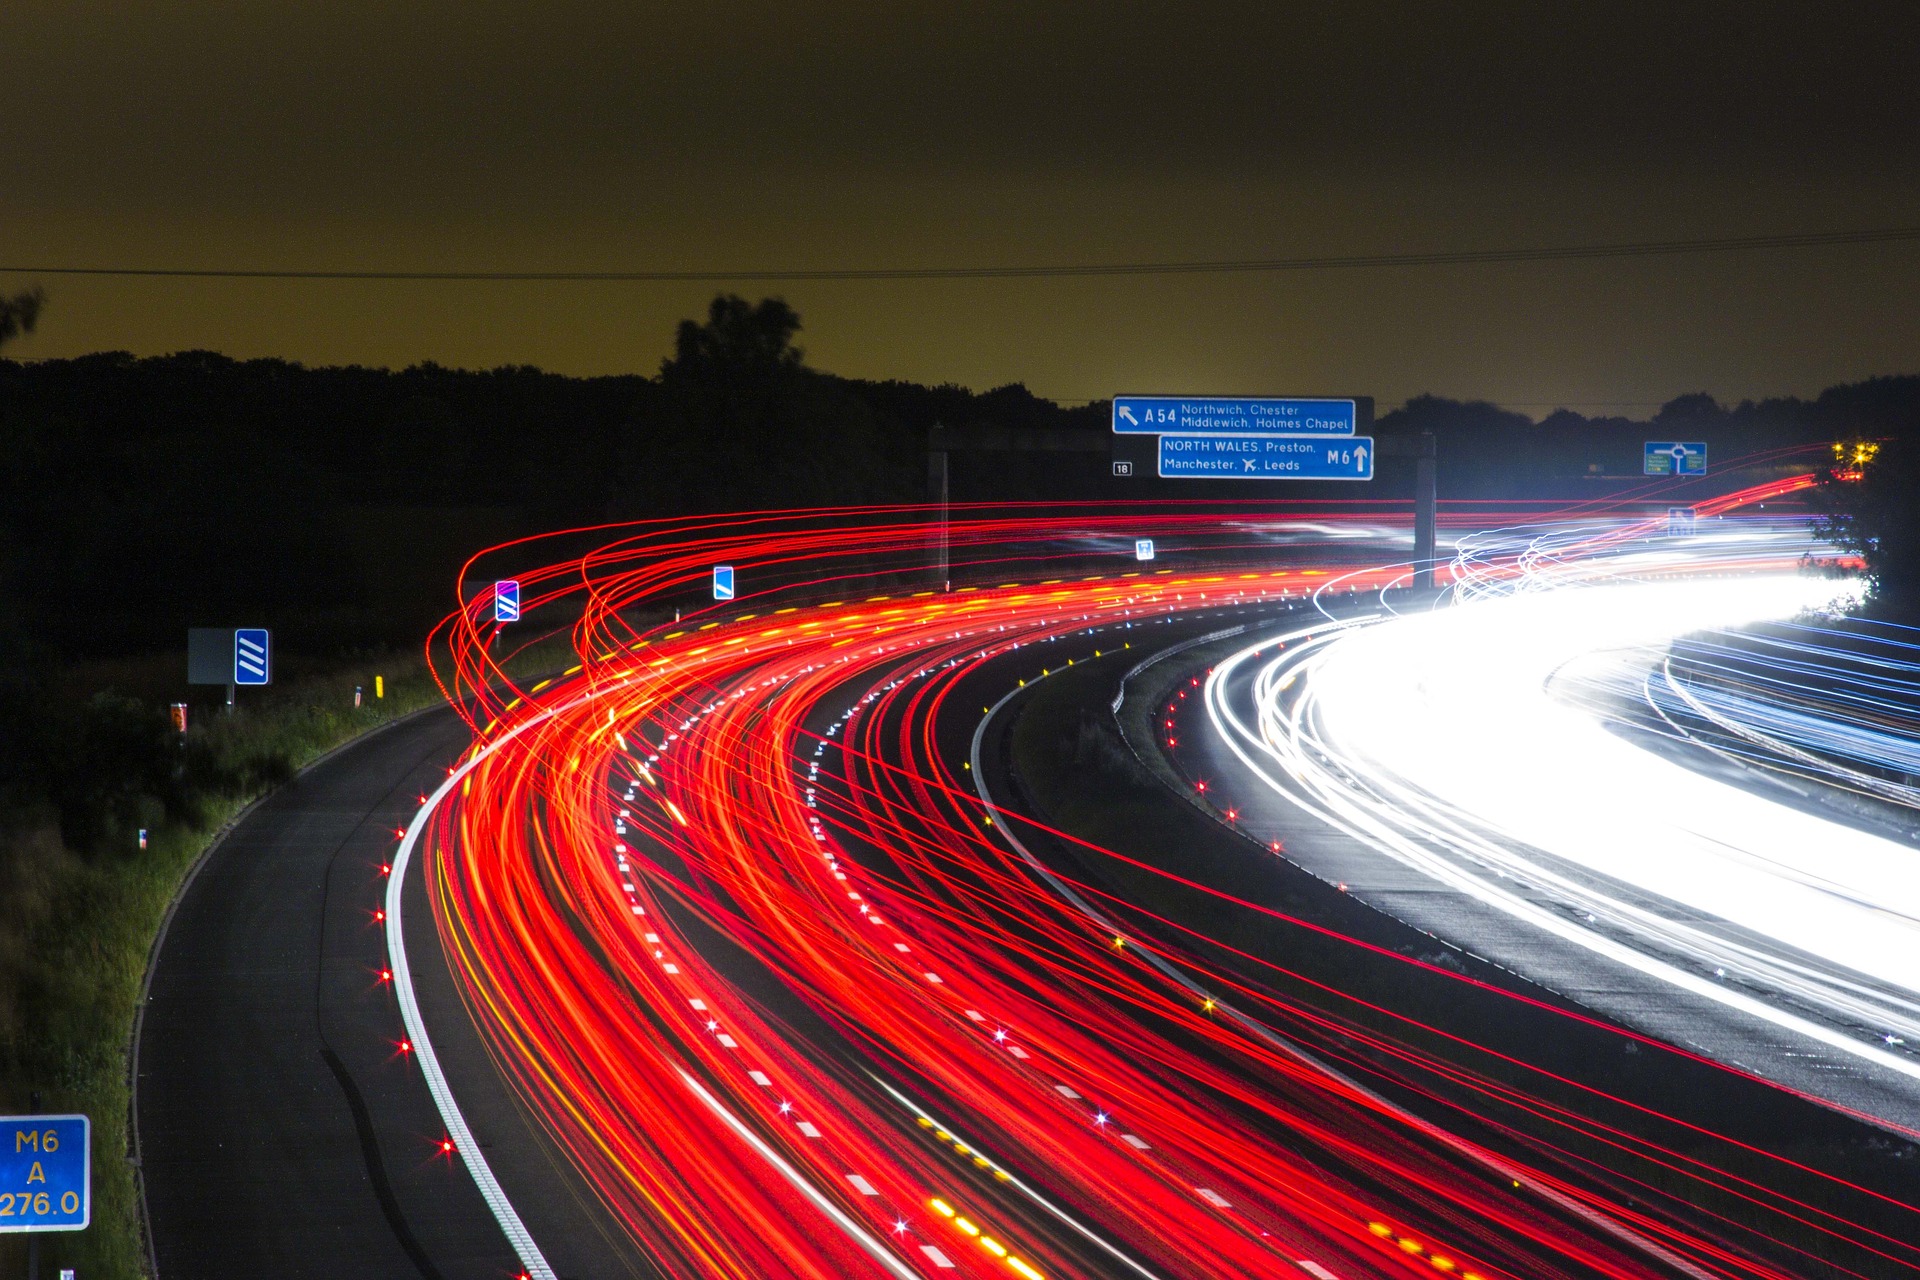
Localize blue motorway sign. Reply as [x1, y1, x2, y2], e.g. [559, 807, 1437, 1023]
[1644, 441, 1708, 476]
[1159, 435, 1373, 481]
[713, 565, 735, 601]
[1134, 538, 1155, 561]
[1121, 397, 1359, 437]
[0, 1115, 89, 1232]
[494, 579, 521, 624]
[233, 628, 271, 686]
[1113, 397, 1356, 436]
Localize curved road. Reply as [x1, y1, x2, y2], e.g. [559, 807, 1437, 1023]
[139, 500, 1920, 1280]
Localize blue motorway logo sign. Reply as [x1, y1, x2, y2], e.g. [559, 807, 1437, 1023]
[1644, 441, 1708, 476]
[1113, 397, 1356, 437]
[1158, 435, 1373, 481]
[0, 1114, 89, 1232]
[494, 579, 521, 624]
[713, 565, 735, 601]
[233, 628, 271, 686]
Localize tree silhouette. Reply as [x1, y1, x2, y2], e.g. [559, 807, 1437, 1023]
[0, 288, 45, 352]
[661, 295, 804, 383]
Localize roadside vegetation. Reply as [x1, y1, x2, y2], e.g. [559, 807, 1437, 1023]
[0, 640, 574, 1278]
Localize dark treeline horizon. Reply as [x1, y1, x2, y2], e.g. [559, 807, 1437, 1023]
[4, 295, 1917, 665]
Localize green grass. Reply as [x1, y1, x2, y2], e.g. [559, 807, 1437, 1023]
[0, 638, 571, 1277]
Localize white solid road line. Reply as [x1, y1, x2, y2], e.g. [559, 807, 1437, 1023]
[387, 712, 557, 1280]
[1207, 571, 1920, 1085]
[974, 647, 1719, 1280]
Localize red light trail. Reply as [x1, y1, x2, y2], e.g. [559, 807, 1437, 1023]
[389, 489, 1910, 1280]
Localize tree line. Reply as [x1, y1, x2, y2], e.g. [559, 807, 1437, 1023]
[7, 292, 1920, 667]
[0, 288, 1915, 852]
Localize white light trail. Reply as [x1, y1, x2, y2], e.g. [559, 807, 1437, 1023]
[1207, 552, 1920, 1083]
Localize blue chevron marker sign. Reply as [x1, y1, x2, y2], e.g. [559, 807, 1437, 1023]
[495, 579, 521, 623]
[233, 629, 271, 686]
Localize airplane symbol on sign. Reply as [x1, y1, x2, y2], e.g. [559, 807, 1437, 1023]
[1242, 459, 1256, 472]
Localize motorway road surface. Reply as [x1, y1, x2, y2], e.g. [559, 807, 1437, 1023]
[137, 706, 648, 1279]
[138, 500, 1920, 1280]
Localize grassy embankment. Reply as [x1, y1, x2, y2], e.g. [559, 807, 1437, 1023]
[0, 640, 564, 1278]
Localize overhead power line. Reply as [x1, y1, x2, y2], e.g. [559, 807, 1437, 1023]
[2, 226, 1916, 284]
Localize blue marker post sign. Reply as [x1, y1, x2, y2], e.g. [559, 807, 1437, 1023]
[1644, 441, 1708, 476]
[1114, 397, 1356, 437]
[0, 1114, 89, 1232]
[233, 628, 271, 686]
[494, 579, 521, 624]
[713, 565, 736, 601]
[1159, 435, 1374, 481]
[1134, 538, 1155, 561]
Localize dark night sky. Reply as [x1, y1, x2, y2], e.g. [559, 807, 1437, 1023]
[6, 1, 1919, 410]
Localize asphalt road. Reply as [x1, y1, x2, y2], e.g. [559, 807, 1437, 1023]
[136, 705, 633, 1280]
[1163, 619, 1920, 1128]
[136, 586, 1918, 1280]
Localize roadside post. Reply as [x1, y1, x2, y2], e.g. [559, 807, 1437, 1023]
[924, 424, 1109, 588]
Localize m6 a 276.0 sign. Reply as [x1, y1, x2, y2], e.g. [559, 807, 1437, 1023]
[0, 1115, 89, 1232]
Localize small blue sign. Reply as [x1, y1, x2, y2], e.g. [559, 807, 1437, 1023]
[1134, 538, 1155, 561]
[494, 579, 521, 624]
[1644, 441, 1708, 476]
[1114, 397, 1356, 436]
[0, 1114, 89, 1232]
[1159, 435, 1374, 481]
[713, 565, 735, 601]
[1667, 507, 1697, 537]
[233, 629, 271, 686]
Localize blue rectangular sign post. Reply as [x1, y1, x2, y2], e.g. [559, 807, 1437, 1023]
[1134, 538, 1155, 561]
[1158, 435, 1374, 481]
[0, 1114, 89, 1232]
[1114, 397, 1356, 436]
[713, 565, 735, 601]
[1644, 441, 1708, 476]
[232, 628, 271, 686]
[494, 579, 521, 624]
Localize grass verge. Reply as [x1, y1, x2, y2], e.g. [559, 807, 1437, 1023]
[0, 639, 564, 1278]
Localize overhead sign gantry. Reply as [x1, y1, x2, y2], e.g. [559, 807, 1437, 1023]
[1109, 395, 1376, 481]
